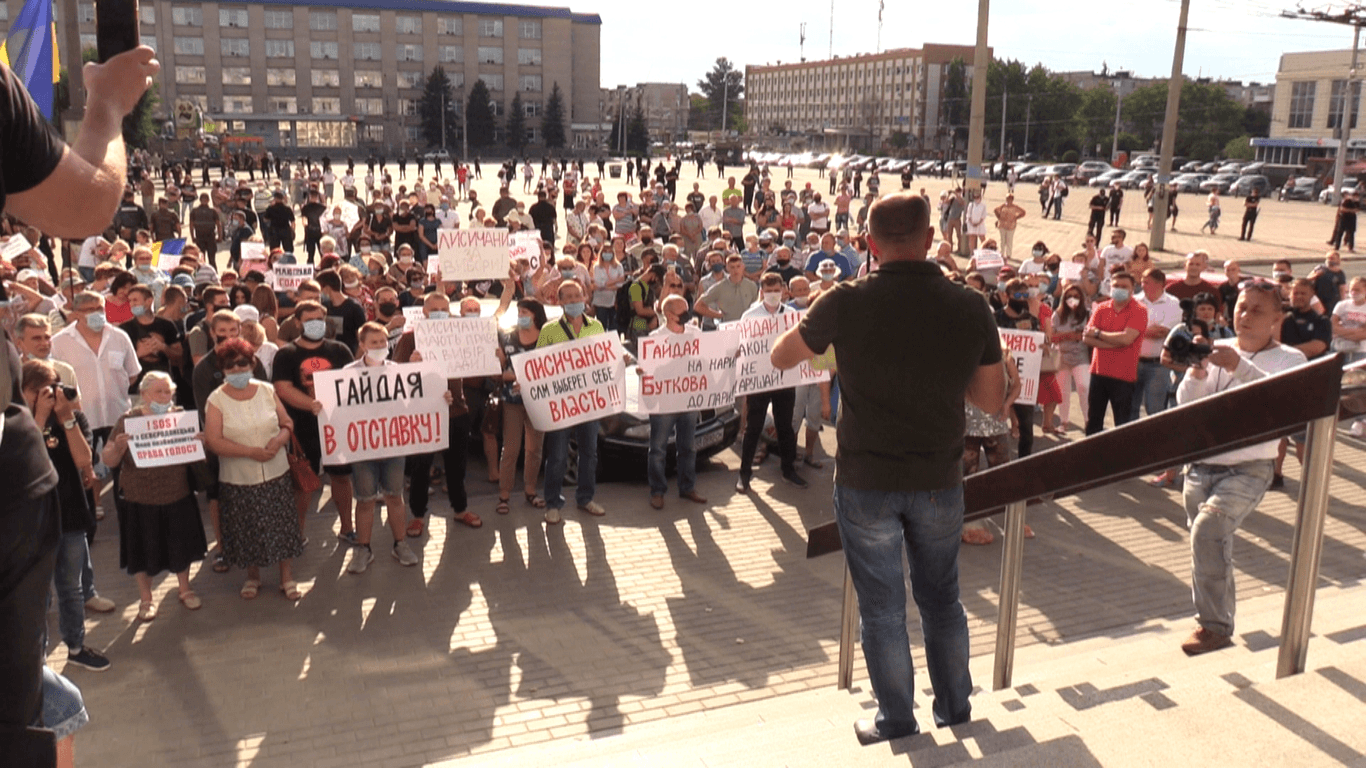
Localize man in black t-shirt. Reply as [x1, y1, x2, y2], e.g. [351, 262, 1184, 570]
[2, 47, 160, 766]
[529, 190, 558, 246]
[120, 285, 183, 393]
[272, 300, 358, 542]
[1281, 279, 1332, 360]
[391, 201, 419, 254]
[261, 190, 296, 252]
[300, 189, 327, 264]
[1309, 251, 1348, 314]
[316, 269, 367, 353]
[1087, 189, 1107, 241]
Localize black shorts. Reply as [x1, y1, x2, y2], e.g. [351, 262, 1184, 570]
[294, 420, 353, 477]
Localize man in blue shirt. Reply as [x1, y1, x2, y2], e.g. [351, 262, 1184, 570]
[804, 233, 853, 281]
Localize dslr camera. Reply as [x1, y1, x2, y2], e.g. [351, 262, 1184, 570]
[1163, 298, 1214, 366]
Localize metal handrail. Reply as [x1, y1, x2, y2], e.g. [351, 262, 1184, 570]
[809, 353, 1352, 691]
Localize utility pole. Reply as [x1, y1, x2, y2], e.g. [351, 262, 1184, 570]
[999, 87, 1007, 162]
[722, 78, 729, 135]
[829, 0, 834, 59]
[960, 0, 990, 257]
[1281, 6, 1366, 205]
[800, 22, 807, 63]
[1024, 94, 1032, 157]
[1111, 75, 1124, 162]
[1148, 0, 1191, 252]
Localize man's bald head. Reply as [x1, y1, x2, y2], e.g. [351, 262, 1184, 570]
[868, 192, 934, 263]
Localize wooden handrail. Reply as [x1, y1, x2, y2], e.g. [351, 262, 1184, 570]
[807, 354, 1347, 558]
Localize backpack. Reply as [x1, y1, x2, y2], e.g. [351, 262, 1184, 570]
[615, 278, 641, 332]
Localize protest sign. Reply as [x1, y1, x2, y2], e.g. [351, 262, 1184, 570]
[973, 249, 1004, 271]
[512, 333, 627, 431]
[999, 329, 1045, 406]
[438, 228, 510, 281]
[411, 316, 502, 379]
[125, 411, 206, 468]
[1, 233, 32, 260]
[239, 258, 270, 280]
[508, 231, 543, 271]
[636, 329, 740, 414]
[311, 362, 449, 465]
[723, 310, 830, 396]
[273, 264, 314, 292]
[239, 241, 266, 265]
[402, 306, 425, 330]
[1060, 261, 1085, 282]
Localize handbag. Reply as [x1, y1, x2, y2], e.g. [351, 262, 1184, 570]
[286, 432, 321, 493]
[482, 393, 504, 437]
[1040, 344, 1063, 374]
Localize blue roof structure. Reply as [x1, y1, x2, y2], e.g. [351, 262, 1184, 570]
[244, 0, 602, 24]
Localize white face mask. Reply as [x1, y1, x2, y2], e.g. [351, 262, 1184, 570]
[762, 291, 783, 308]
[365, 348, 387, 363]
[1065, 297, 1081, 309]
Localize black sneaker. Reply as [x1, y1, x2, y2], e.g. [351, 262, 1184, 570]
[782, 472, 810, 489]
[67, 646, 111, 672]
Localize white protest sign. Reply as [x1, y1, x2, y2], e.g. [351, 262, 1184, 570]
[508, 231, 543, 271]
[411, 316, 501, 379]
[339, 201, 361, 233]
[636, 329, 740, 414]
[438, 228, 510, 281]
[512, 332, 627, 431]
[239, 258, 269, 280]
[125, 411, 206, 468]
[239, 241, 266, 265]
[402, 306, 425, 330]
[1061, 261, 1084, 282]
[723, 309, 830, 396]
[273, 264, 314, 292]
[312, 362, 450, 465]
[1, 234, 32, 260]
[999, 329, 1045, 407]
[973, 249, 1004, 271]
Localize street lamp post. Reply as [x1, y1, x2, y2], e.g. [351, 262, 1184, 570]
[1332, 24, 1362, 206]
[1111, 74, 1125, 162]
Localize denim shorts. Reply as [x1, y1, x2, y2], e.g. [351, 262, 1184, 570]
[42, 667, 89, 741]
[351, 456, 406, 501]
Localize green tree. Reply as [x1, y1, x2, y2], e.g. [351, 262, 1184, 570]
[1120, 79, 1245, 161]
[465, 78, 497, 150]
[1222, 134, 1255, 161]
[418, 65, 459, 150]
[627, 97, 649, 153]
[123, 83, 161, 150]
[941, 58, 969, 151]
[696, 57, 744, 131]
[1075, 87, 1119, 159]
[541, 82, 567, 149]
[506, 93, 527, 154]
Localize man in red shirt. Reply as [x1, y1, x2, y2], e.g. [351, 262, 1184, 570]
[1166, 250, 1221, 314]
[1083, 270, 1147, 435]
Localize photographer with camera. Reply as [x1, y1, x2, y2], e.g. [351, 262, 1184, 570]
[1164, 281, 1306, 656]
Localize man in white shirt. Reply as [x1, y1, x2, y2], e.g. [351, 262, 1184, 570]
[699, 195, 723, 232]
[1133, 267, 1182, 420]
[49, 291, 141, 447]
[565, 199, 589, 246]
[1098, 228, 1134, 296]
[435, 197, 460, 230]
[1169, 282, 1305, 655]
[807, 193, 831, 235]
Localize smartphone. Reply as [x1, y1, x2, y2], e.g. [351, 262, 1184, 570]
[96, 0, 141, 63]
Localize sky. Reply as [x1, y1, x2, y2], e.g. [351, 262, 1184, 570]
[513, 0, 1359, 90]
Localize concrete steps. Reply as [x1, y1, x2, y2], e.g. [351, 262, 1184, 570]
[442, 582, 1366, 767]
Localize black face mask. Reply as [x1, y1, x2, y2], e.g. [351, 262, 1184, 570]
[1008, 299, 1030, 313]
[378, 302, 398, 316]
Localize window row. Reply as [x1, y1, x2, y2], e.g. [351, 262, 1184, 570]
[158, 8, 535, 38]
[168, 39, 543, 66]
[177, 67, 446, 91]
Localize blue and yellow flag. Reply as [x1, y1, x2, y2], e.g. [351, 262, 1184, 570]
[0, 0, 61, 118]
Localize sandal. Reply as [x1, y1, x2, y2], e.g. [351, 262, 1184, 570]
[240, 579, 261, 600]
[280, 581, 302, 601]
[137, 600, 158, 621]
[496, 498, 511, 515]
[961, 527, 995, 546]
[802, 456, 824, 469]
[212, 550, 230, 573]
[178, 590, 202, 611]
[453, 511, 483, 529]
[524, 492, 546, 509]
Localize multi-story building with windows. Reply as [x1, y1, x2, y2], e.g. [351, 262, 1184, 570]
[1251, 49, 1361, 173]
[745, 44, 982, 154]
[6, 0, 602, 152]
[601, 82, 689, 144]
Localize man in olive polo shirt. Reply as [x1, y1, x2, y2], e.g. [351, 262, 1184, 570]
[771, 192, 1007, 746]
[693, 254, 759, 324]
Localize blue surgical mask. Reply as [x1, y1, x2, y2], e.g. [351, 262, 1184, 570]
[517, 315, 533, 329]
[225, 372, 252, 389]
[563, 302, 586, 318]
[85, 312, 107, 332]
[428, 310, 450, 320]
[131, 305, 148, 317]
[303, 318, 327, 340]
[560, 269, 576, 280]
[710, 263, 724, 273]
[148, 400, 172, 415]
[1111, 288, 1131, 303]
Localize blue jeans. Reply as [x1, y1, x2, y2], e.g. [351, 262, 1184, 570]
[352, 456, 406, 501]
[1182, 460, 1274, 636]
[53, 532, 96, 651]
[1131, 359, 1172, 420]
[542, 421, 599, 509]
[648, 412, 698, 496]
[833, 483, 972, 734]
[42, 667, 88, 740]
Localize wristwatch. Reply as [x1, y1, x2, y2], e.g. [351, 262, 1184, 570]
[62, 417, 77, 431]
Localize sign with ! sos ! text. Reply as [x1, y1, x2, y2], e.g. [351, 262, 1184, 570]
[125, 411, 206, 468]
